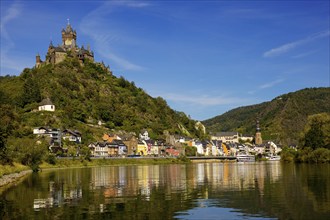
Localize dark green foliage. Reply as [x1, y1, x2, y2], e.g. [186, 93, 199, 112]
[185, 145, 197, 156]
[79, 145, 91, 161]
[21, 75, 41, 107]
[0, 105, 19, 164]
[45, 154, 57, 165]
[0, 58, 201, 160]
[302, 113, 330, 150]
[203, 88, 330, 145]
[7, 137, 47, 171]
[282, 147, 330, 163]
[177, 155, 191, 162]
[304, 122, 325, 150]
[280, 147, 298, 162]
[0, 135, 12, 165]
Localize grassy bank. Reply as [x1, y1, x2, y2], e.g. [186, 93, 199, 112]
[0, 163, 30, 178]
[0, 157, 190, 186]
[40, 156, 191, 170]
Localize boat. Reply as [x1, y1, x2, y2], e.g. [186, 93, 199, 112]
[268, 155, 281, 161]
[236, 153, 255, 162]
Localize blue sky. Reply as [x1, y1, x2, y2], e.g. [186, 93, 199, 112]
[1, 0, 329, 120]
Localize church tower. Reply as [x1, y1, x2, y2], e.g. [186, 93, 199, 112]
[61, 19, 76, 48]
[255, 119, 262, 145]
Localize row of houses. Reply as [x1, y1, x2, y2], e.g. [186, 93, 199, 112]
[33, 126, 281, 157]
[194, 140, 282, 157]
[88, 130, 281, 158]
[89, 131, 180, 157]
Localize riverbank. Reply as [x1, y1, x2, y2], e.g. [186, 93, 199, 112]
[0, 170, 32, 187]
[0, 157, 190, 187]
[0, 163, 30, 178]
[40, 156, 191, 169]
[0, 163, 31, 188]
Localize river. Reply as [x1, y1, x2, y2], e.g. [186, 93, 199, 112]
[0, 162, 329, 219]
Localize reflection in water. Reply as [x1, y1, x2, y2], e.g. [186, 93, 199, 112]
[89, 162, 281, 200]
[33, 179, 83, 210]
[1, 162, 329, 220]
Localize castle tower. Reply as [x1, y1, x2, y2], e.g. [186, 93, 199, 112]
[255, 119, 262, 145]
[36, 53, 42, 67]
[61, 19, 76, 48]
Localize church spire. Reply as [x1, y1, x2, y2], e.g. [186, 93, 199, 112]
[256, 119, 261, 132]
[255, 117, 262, 145]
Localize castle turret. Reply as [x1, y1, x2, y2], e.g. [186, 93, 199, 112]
[61, 19, 77, 48]
[36, 53, 42, 67]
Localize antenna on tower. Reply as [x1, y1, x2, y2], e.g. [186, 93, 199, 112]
[49, 36, 53, 47]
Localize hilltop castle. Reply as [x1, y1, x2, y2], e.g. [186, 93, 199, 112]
[36, 21, 94, 67]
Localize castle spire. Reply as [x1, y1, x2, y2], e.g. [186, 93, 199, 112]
[67, 18, 70, 25]
[256, 119, 261, 132]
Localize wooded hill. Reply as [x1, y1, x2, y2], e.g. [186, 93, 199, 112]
[0, 58, 204, 144]
[203, 87, 330, 145]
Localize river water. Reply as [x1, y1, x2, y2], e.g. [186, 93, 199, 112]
[0, 162, 329, 220]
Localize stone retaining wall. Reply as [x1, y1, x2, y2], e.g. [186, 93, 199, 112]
[0, 170, 32, 187]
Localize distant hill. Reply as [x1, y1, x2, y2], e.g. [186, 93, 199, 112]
[203, 88, 330, 145]
[0, 58, 202, 143]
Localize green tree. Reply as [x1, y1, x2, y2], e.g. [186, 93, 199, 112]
[79, 145, 91, 161]
[0, 104, 19, 164]
[302, 113, 330, 150]
[0, 135, 12, 165]
[7, 137, 47, 171]
[21, 76, 41, 107]
[185, 145, 197, 156]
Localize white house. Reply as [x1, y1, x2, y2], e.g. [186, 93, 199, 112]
[88, 142, 109, 157]
[194, 141, 204, 155]
[33, 126, 50, 135]
[38, 98, 55, 112]
[62, 129, 82, 143]
[139, 130, 150, 140]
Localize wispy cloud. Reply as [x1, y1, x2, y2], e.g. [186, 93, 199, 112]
[79, 1, 148, 71]
[97, 47, 144, 71]
[0, 2, 22, 40]
[263, 30, 330, 58]
[249, 78, 285, 94]
[113, 1, 150, 8]
[0, 2, 23, 75]
[259, 78, 284, 89]
[160, 93, 251, 107]
[292, 50, 318, 59]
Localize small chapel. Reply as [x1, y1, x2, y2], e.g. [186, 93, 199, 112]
[36, 20, 94, 67]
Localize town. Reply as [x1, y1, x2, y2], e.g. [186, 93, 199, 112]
[34, 97, 282, 161]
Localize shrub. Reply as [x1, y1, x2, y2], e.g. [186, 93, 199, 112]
[280, 147, 297, 162]
[45, 154, 57, 165]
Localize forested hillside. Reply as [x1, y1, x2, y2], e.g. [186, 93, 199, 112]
[203, 88, 330, 145]
[0, 58, 203, 145]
